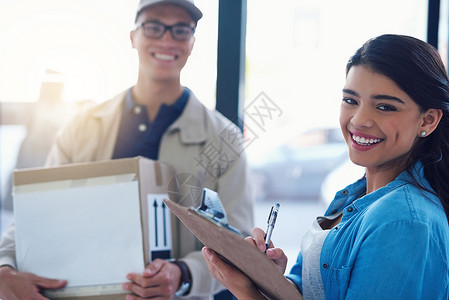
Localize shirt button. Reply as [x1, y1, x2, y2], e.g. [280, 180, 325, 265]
[342, 190, 348, 196]
[322, 263, 329, 269]
[347, 207, 354, 213]
[138, 124, 147, 132]
[134, 106, 142, 114]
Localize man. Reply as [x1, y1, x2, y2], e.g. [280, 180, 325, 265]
[0, 0, 254, 299]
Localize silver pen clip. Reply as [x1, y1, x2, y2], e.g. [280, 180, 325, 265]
[264, 203, 280, 251]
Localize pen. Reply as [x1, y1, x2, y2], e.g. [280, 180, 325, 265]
[264, 202, 280, 251]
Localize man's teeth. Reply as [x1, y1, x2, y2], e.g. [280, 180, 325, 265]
[155, 53, 175, 61]
[352, 135, 382, 145]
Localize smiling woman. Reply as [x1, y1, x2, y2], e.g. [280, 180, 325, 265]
[203, 33, 449, 300]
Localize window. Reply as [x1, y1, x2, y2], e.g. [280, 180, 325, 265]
[0, 0, 218, 231]
[0, 0, 217, 105]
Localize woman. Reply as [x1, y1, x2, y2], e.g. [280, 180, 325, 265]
[202, 34, 449, 299]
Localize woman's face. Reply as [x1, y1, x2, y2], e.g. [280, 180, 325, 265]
[339, 65, 424, 174]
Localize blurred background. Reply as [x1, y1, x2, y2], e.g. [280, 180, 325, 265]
[1, 0, 448, 273]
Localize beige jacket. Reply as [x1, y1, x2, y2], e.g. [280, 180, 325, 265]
[0, 89, 254, 299]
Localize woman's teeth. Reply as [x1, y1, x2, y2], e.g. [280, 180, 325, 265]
[352, 134, 382, 145]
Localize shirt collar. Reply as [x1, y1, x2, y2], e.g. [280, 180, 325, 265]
[125, 89, 135, 112]
[325, 161, 432, 216]
[96, 87, 208, 145]
[125, 87, 189, 114]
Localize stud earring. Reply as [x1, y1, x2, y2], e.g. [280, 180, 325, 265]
[420, 131, 427, 137]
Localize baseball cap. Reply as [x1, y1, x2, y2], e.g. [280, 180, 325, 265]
[135, 0, 203, 23]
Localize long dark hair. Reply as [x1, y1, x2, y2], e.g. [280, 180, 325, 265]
[346, 34, 449, 223]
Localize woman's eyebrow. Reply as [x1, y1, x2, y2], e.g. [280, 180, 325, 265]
[343, 89, 405, 103]
[372, 94, 405, 103]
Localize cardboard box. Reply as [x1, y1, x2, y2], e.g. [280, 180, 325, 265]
[13, 156, 174, 299]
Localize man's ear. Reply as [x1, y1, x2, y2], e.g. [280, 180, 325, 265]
[130, 30, 136, 49]
[187, 36, 196, 56]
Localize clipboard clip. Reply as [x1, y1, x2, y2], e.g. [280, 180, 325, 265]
[196, 188, 242, 235]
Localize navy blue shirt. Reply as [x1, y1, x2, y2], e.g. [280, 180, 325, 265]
[112, 88, 189, 160]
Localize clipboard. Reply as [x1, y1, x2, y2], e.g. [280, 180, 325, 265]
[163, 189, 303, 300]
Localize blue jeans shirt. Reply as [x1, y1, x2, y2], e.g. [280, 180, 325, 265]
[286, 162, 449, 299]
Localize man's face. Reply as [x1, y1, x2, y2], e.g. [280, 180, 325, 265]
[131, 4, 196, 82]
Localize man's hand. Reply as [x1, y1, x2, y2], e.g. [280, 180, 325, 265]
[123, 259, 182, 300]
[0, 266, 67, 300]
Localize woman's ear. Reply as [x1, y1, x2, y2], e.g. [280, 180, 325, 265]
[419, 108, 443, 137]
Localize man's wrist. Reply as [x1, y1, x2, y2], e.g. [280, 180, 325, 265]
[171, 260, 192, 296]
[0, 265, 16, 277]
[0, 265, 14, 271]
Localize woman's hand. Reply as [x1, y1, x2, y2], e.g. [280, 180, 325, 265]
[202, 226, 289, 299]
[247, 227, 288, 274]
[202, 247, 267, 300]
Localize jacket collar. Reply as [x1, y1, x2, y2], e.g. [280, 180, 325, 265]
[167, 91, 208, 144]
[91, 90, 126, 119]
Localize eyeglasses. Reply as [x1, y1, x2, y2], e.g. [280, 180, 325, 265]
[136, 21, 195, 41]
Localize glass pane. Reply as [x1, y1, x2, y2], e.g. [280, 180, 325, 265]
[0, 0, 217, 106]
[439, 0, 449, 68]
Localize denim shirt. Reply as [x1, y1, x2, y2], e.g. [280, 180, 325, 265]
[286, 163, 449, 299]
